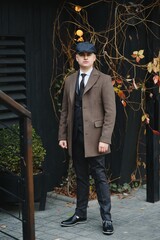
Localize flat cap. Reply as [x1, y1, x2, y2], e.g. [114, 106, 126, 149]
[76, 41, 96, 54]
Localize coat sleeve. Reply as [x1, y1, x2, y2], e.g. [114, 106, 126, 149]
[99, 75, 116, 144]
[58, 81, 68, 141]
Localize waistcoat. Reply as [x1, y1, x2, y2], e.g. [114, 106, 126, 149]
[73, 76, 84, 140]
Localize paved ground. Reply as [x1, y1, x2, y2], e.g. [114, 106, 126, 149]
[1, 185, 160, 240]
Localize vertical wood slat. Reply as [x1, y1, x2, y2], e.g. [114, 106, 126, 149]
[146, 93, 160, 203]
[20, 117, 35, 240]
[146, 131, 159, 202]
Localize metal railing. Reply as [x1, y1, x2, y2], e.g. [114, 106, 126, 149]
[0, 90, 35, 240]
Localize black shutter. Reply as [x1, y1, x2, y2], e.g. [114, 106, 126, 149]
[0, 36, 26, 127]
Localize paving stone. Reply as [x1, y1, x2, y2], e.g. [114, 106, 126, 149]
[1, 187, 160, 240]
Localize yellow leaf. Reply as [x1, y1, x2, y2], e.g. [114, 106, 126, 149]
[147, 62, 153, 73]
[153, 57, 159, 66]
[152, 58, 160, 73]
[141, 115, 146, 122]
[139, 54, 144, 59]
[75, 5, 82, 12]
[75, 29, 83, 37]
[133, 51, 138, 55]
[132, 50, 144, 62]
[113, 87, 119, 93]
[77, 37, 84, 42]
[142, 162, 146, 169]
[138, 49, 144, 55]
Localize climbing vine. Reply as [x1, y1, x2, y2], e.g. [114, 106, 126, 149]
[50, 0, 160, 193]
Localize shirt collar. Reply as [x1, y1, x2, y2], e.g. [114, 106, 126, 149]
[80, 67, 93, 77]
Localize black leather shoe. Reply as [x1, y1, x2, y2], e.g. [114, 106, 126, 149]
[102, 221, 114, 235]
[61, 214, 87, 227]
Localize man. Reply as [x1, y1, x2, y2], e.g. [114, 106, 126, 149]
[58, 41, 116, 235]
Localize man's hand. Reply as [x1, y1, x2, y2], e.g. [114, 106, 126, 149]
[59, 140, 67, 149]
[98, 142, 109, 153]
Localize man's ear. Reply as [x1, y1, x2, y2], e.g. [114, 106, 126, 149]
[75, 54, 78, 62]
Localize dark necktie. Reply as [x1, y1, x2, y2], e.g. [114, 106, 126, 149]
[79, 73, 86, 97]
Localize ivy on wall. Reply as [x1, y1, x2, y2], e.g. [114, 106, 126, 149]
[50, 0, 160, 189]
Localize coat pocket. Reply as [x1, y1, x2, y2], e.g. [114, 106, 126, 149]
[94, 120, 103, 128]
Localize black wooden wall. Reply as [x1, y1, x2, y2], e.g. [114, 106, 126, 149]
[0, 0, 68, 190]
[52, 0, 159, 185]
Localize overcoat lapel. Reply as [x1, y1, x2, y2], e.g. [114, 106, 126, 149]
[75, 70, 80, 94]
[69, 71, 79, 104]
[84, 68, 100, 94]
[69, 69, 100, 101]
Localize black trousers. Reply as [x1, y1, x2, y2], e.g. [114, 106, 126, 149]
[72, 133, 111, 221]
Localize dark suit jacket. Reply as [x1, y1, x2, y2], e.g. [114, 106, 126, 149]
[58, 68, 116, 158]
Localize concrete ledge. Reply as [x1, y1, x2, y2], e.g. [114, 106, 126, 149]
[47, 191, 76, 203]
[47, 189, 135, 206]
[47, 191, 98, 206]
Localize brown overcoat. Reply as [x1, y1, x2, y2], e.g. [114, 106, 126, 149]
[58, 68, 116, 158]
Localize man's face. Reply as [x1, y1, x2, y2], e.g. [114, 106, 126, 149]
[76, 52, 96, 69]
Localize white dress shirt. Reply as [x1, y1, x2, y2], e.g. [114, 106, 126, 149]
[79, 68, 93, 88]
